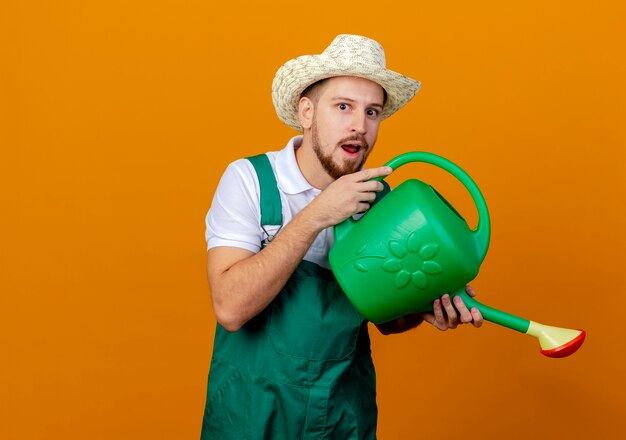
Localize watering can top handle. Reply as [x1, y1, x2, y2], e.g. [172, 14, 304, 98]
[375, 151, 491, 261]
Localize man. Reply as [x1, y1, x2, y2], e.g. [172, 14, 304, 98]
[201, 34, 483, 439]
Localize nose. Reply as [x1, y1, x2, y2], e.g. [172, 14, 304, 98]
[350, 112, 367, 135]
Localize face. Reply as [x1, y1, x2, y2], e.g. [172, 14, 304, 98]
[305, 76, 385, 179]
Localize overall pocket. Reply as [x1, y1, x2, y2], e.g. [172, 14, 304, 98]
[201, 363, 246, 439]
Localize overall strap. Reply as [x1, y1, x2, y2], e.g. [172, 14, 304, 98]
[246, 154, 283, 246]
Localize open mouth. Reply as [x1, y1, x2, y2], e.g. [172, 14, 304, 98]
[341, 143, 362, 155]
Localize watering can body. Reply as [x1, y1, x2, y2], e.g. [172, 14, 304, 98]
[329, 152, 490, 324]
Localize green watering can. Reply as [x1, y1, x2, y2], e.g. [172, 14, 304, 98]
[329, 152, 586, 358]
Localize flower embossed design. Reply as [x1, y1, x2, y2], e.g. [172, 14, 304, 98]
[382, 232, 442, 289]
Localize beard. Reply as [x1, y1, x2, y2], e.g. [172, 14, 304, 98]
[311, 119, 371, 180]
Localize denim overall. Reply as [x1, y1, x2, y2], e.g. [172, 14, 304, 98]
[201, 154, 378, 439]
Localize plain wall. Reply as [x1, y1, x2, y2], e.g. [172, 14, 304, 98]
[1, 1, 624, 438]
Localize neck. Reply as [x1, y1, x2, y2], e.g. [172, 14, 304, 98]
[295, 133, 335, 190]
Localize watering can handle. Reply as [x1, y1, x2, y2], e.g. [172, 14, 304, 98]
[373, 151, 491, 263]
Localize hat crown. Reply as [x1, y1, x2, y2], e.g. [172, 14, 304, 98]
[322, 34, 387, 68]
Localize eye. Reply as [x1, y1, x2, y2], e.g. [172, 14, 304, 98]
[367, 108, 380, 118]
[338, 103, 349, 111]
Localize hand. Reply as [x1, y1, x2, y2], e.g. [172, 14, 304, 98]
[306, 166, 392, 229]
[421, 286, 483, 331]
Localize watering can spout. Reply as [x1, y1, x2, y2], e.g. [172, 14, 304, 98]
[453, 288, 586, 358]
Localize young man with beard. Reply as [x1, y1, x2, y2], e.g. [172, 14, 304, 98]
[201, 34, 483, 439]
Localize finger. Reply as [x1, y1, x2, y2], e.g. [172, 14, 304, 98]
[357, 166, 392, 182]
[421, 312, 435, 327]
[471, 307, 483, 328]
[356, 202, 373, 213]
[359, 191, 378, 203]
[433, 299, 446, 330]
[358, 180, 385, 193]
[453, 295, 473, 323]
[465, 285, 477, 297]
[441, 294, 458, 327]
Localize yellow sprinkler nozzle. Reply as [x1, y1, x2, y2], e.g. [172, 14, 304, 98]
[526, 322, 587, 358]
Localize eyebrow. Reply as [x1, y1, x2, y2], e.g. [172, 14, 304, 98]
[331, 96, 384, 110]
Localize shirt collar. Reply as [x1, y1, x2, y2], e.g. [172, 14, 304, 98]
[275, 135, 318, 194]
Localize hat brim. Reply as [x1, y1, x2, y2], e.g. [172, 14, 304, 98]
[272, 55, 421, 131]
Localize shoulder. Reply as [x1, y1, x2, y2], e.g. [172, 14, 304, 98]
[216, 157, 260, 199]
[223, 157, 258, 180]
[224, 152, 281, 180]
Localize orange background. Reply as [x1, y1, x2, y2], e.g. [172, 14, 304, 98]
[1, 1, 625, 439]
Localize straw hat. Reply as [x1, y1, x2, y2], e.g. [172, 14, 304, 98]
[272, 34, 421, 131]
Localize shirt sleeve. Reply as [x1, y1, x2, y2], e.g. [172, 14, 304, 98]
[205, 159, 263, 253]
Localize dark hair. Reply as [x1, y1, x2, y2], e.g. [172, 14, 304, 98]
[300, 78, 330, 103]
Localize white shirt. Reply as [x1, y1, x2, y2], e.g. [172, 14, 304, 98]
[205, 136, 335, 268]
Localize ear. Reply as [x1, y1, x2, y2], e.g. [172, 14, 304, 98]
[298, 96, 314, 130]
